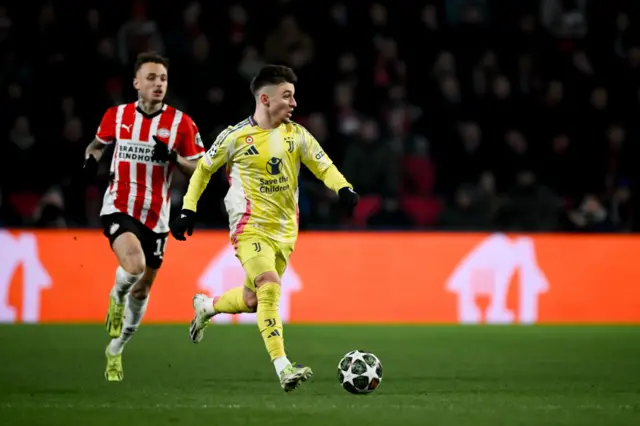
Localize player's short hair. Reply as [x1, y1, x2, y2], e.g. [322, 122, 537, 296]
[250, 65, 298, 95]
[134, 52, 169, 75]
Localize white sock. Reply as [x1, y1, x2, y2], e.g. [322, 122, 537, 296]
[203, 297, 215, 316]
[108, 293, 149, 355]
[273, 356, 291, 376]
[111, 266, 143, 304]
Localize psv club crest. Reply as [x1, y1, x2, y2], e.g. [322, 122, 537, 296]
[157, 128, 171, 139]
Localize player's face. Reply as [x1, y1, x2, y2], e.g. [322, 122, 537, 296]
[269, 83, 296, 124]
[134, 62, 168, 103]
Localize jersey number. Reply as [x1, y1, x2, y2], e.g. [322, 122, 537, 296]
[253, 242, 262, 252]
[153, 237, 167, 258]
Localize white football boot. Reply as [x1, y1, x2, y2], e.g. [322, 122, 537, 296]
[189, 293, 213, 343]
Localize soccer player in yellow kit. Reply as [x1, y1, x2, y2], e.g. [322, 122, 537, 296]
[169, 65, 359, 392]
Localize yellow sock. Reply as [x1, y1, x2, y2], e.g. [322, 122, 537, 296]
[257, 283, 285, 361]
[212, 286, 253, 314]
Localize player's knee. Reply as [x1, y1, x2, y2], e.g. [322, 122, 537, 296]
[121, 254, 146, 276]
[130, 268, 157, 299]
[243, 288, 258, 311]
[113, 233, 146, 275]
[130, 284, 150, 299]
[254, 271, 280, 288]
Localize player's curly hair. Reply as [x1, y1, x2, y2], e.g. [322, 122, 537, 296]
[250, 65, 298, 95]
[134, 51, 170, 75]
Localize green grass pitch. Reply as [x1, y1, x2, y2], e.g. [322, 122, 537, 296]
[1, 325, 639, 425]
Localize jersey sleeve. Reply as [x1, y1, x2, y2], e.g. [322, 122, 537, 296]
[176, 114, 205, 160]
[298, 124, 351, 193]
[182, 127, 236, 212]
[95, 106, 118, 144]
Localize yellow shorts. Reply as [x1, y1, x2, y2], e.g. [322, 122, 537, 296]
[234, 232, 294, 292]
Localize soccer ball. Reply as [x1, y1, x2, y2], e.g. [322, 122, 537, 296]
[337, 350, 383, 394]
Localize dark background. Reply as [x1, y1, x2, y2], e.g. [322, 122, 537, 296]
[2, 0, 640, 232]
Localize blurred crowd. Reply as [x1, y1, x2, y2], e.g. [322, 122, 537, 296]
[2, 0, 640, 232]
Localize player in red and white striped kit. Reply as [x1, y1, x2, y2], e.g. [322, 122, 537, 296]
[83, 52, 205, 382]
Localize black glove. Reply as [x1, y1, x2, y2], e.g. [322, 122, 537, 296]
[83, 154, 98, 181]
[152, 136, 177, 163]
[338, 187, 359, 215]
[170, 209, 196, 241]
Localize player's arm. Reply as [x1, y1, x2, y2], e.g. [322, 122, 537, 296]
[84, 107, 117, 178]
[85, 138, 108, 161]
[151, 135, 201, 174]
[170, 128, 235, 240]
[299, 126, 359, 213]
[299, 125, 351, 192]
[174, 155, 198, 175]
[183, 128, 234, 211]
[172, 116, 206, 176]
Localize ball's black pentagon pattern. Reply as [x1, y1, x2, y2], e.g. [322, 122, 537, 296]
[363, 354, 377, 368]
[351, 359, 367, 375]
[343, 381, 359, 394]
[339, 357, 351, 371]
[353, 375, 369, 390]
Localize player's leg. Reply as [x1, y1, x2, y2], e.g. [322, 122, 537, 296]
[105, 266, 156, 382]
[242, 286, 258, 310]
[190, 283, 256, 343]
[189, 239, 263, 343]
[103, 233, 147, 382]
[199, 279, 257, 317]
[261, 241, 310, 391]
[108, 266, 157, 356]
[252, 265, 312, 392]
[213, 279, 258, 313]
[242, 238, 310, 391]
[189, 276, 257, 343]
[113, 230, 166, 353]
[104, 225, 166, 382]
[102, 213, 146, 339]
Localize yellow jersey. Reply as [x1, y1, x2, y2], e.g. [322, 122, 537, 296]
[182, 116, 351, 244]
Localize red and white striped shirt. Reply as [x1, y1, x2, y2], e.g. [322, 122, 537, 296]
[96, 102, 205, 233]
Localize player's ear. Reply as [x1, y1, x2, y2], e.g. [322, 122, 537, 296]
[133, 77, 140, 91]
[259, 93, 269, 107]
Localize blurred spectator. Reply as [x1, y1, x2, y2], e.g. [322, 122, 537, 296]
[540, 0, 588, 40]
[562, 194, 615, 232]
[264, 15, 313, 66]
[117, 2, 165, 65]
[496, 171, 560, 231]
[367, 196, 415, 229]
[476, 171, 500, 220]
[238, 46, 266, 83]
[438, 183, 494, 230]
[341, 119, 398, 197]
[34, 187, 67, 228]
[0, 6, 12, 44]
[1, 1, 639, 233]
[542, 132, 579, 198]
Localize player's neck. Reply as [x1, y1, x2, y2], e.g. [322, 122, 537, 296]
[137, 99, 163, 115]
[253, 110, 282, 130]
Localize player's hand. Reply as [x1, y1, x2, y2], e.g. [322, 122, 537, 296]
[152, 136, 177, 163]
[338, 187, 359, 216]
[83, 154, 98, 180]
[170, 209, 196, 241]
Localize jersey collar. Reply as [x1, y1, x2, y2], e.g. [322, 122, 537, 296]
[135, 101, 167, 119]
